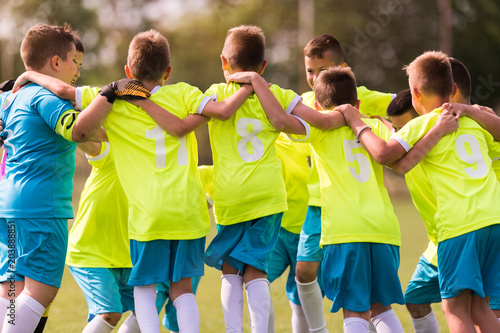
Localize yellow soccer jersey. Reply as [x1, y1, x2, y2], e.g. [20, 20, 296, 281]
[493, 158, 500, 182]
[394, 109, 500, 242]
[198, 165, 214, 206]
[422, 241, 438, 267]
[275, 133, 310, 234]
[204, 82, 301, 225]
[66, 142, 132, 268]
[293, 117, 401, 247]
[78, 84, 211, 241]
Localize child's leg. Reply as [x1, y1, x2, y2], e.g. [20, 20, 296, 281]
[244, 265, 271, 333]
[295, 270, 328, 333]
[406, 305, 439, 333]
[221, 262, 244, 333]
[343, 310, 370, 333]
[170, 277, 198, 333]
[134, 283, 159, 333]
[470, 295, 500, 332]
[441, 289, 476, 333]
[82, 314, 116, 333]
[289, 301, 309, 333]
[117, 312, 140, 333]
[370, 304, 403, 333]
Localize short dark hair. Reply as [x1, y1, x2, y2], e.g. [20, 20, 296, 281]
[127, 29, 170, 82]
[449, 57, 471, 101]
[387, 89, 415, 117]
[21, 23, 75, 70]
[313, 66, 357, 109]
[222, 25, 265, 72]
[304, 34, 345, 64]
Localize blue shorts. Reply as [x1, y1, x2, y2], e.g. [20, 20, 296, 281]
[129, 237, 205, 286]
[267, 227, 300, 305]
[156, 276, 202, 332]
[323, 242, 404, 313]
[438, 224, 500, 299]
[0, 219, 67, 288]
[204, 213, 282, 273]
[69, 267, 134, 321]
[297, 206, 323, 262]
[404, 255, 441, 305]
[490, 296, 500, 310]
[0, 220, 22, 283]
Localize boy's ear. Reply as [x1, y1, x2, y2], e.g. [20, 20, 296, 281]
[450, 83, 458, 101]
[164, 66, 173, 81]
[411, 86, 421, 102]
[221, 55, 230, 71]
[124, 65, 133, 79]
[354, 99, 361, 109]
[313, 101, 322, 111]
[257, 60, 268, 75]
[51, 55, 61, 71]
[339, 62, 349, 68]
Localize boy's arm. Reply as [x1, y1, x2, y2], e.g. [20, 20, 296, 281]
[130, 99, 210, 137]
[226, 72, 306, 134]
[389, 110, 458, 174]
[291, 102, 346, 131]
[200, 84, 254, 121]
[14, 71, 76, 101]
[336, 103, 407, 165]
[442, 102, 500, 140]
[77, 141, 103, 157]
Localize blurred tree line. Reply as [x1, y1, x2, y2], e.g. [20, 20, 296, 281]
[1, 0, 499, 164]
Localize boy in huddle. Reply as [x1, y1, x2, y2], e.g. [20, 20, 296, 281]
[295, 34, 396, 333]
[202, 25, 346, 333]
[340, 51, 500, 332]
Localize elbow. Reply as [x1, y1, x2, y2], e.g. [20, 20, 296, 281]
[372, 150, 397, 166]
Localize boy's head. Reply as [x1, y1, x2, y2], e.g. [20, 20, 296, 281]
[304, 34, 347, 90]
[71, 32, 85, 86]
[221, 25, 267, 75]
[449, 57, 471, 104]
[126, 29, 171, 84]
[387, 89, 419, 131]
[313, 66, 358, 110]
[405, 51, 455, 114]
[20, 23, 78, 84]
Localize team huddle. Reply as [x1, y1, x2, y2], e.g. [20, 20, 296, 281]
[0, 22, 499, 333]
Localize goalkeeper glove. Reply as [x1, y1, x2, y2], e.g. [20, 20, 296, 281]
[99, 78, 151, 103]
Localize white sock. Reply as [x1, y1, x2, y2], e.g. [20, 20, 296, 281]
[134, 284, 160, 333]
[268, 298, 275, 333]
[498, 317, 500, 323]
[246, 278, 271, 333]
[289, 301, 309, 333]
[0, 297, 10, 333]
[368, 320, 377, 332]
[173, 293, 199, 333]
[221, 274, 244, 333]
[117, 312, 141, 333]
[343, 317, 369, 333]
[410, 310, 439, 333]
[295, 277, 328, 332]
[82, 314, 115, 333]
[2, 294, 45, 333]
[371, 309, 403, 333]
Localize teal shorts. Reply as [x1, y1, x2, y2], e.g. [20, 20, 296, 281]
[129, 237, 205, 286]
[404, 255, 441, 305]
[490, 296, 500, 310]
[0, 218, 67, 288]
[323, 242, 404, 313]
[267, 227, 301, 304]
[204, 213, 282, 274]
[297, 206, 323, 262]
[438, 224, 500, 299]
[69, 267, 134, 321]
[156, 276, 202, 332]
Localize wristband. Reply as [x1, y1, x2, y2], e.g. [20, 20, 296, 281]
[355, 125, 372, 143]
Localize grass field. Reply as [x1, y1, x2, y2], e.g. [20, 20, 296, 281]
[43, 157, 450, 332]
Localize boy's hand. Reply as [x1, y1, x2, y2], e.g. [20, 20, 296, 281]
[435, 109, 458, 136]
[0, 80, 15, 92]
[99, 79, 151, 104]
[472, 104, 496, 115]
[226, 71, 260, 85]
[334, 104, 360, 125]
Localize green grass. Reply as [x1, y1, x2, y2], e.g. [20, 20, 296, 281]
[43, 167, 450, 332]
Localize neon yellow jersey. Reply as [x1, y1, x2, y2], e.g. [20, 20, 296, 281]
[66, 142, 131, 268]
[493, 159, 500, 182]
[78, 84, 211, 241]
[275, 133, 310, 234]
[300, 88, 394, 206]
[204, 82, 301, 225]
[293, 117, 401, 246]
[198, 165, 214, 206]
[394, 109, 500, 242]
[422, 241, 438, 267]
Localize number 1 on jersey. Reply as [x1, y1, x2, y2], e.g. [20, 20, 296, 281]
[146, 125, 188, 168]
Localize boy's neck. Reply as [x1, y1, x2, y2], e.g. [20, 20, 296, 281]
[421, 95, 449, 114]
[141, 80, 163, 91]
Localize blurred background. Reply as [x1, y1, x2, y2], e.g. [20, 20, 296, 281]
[1, 0, 500, 165]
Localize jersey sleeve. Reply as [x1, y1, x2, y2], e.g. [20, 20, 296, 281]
[178, 82, 213, 115]
[392, 110, 439, 152]
[55, 110, 80, 141]
[33, 91, 75, 131]
[76, 86, 100, 111]
[86, 141, 111, 168]
[356, 86, 395, 117]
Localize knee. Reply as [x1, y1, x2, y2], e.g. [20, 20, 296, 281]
[295, 263, 318, 283]
[406, 303, 432, 319]
[100, 312, 122, 326]
[370, 303, 392, 318]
